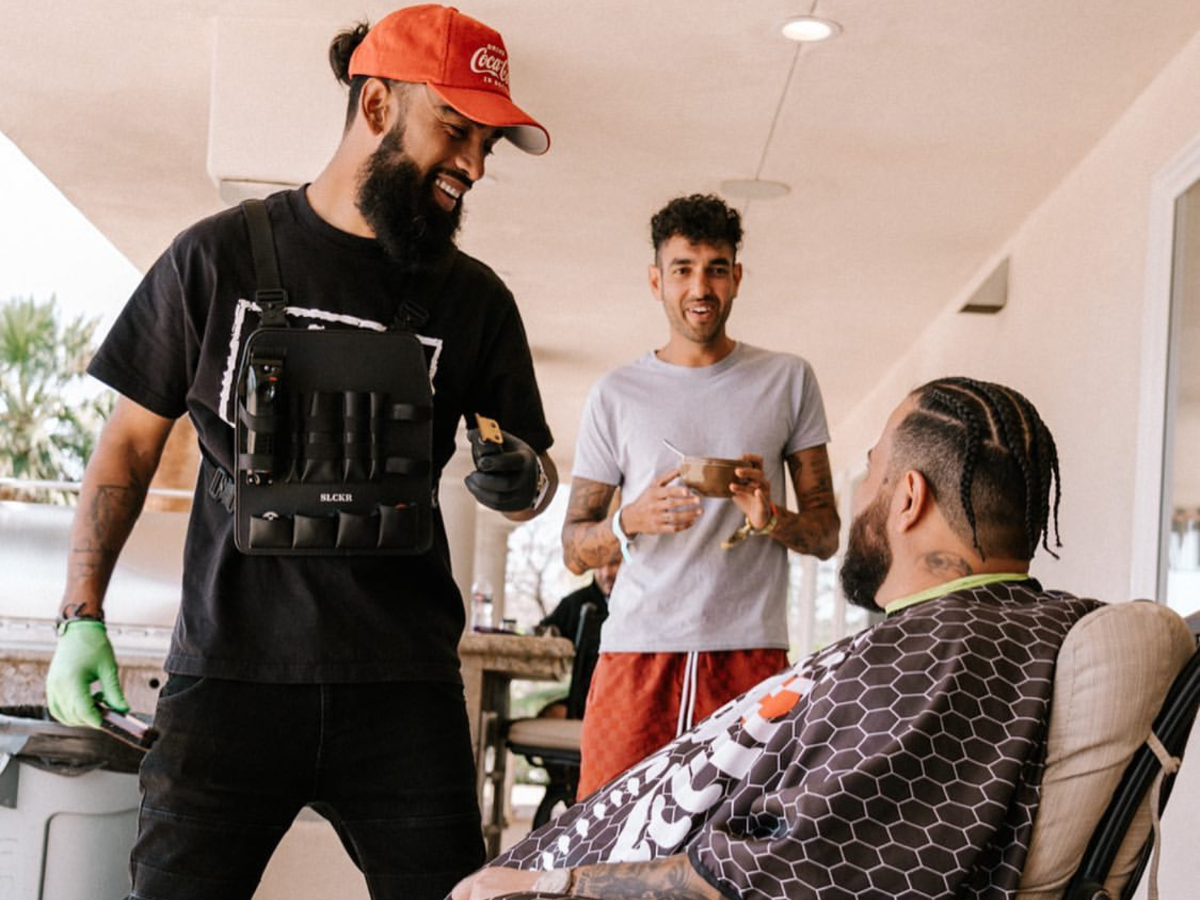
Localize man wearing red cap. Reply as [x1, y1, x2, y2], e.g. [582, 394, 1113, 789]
[44, 6, 554, 899]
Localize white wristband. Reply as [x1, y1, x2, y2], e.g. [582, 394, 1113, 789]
[611, 506, 635, 563]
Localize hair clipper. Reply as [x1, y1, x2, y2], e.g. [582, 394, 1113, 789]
[244, 354, 285, 483]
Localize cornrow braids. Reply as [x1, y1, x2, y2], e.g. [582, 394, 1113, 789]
[924, 387, 986, 558]
[1010, 389, 1063, 556]
[899, 377, 1063, 562]
[971, 381, 1040, 558]
[964, 379, 1061, 558]
[1008, 388, 1051, 556]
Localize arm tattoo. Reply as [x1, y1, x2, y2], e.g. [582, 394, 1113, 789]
[65, 477, 152, 607]
[561, 478, 621, 573]
[771, 449, 840, 559]
[571, 854, 723, 899]
[920, 551, 974, 579]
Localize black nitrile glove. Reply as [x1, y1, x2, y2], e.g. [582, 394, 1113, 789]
[465, 427, 540, 512]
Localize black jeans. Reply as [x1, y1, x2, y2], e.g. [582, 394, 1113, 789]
[129, 677, 484, 900]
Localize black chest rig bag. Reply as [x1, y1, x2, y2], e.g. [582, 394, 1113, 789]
[226, 198, 438, 556]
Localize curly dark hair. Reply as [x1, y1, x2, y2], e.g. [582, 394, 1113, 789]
[892, 377, 1062, 561]
[650, 194, 743, 262]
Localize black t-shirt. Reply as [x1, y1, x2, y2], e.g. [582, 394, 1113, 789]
[539, 581, 609, 711]
[89, 188, 552, 683]
[539, 581, 609, 647]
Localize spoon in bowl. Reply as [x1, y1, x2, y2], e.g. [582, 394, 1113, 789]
[662, 438, 686, 459]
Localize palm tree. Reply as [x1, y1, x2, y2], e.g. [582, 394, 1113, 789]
[0, 294, 112, 502]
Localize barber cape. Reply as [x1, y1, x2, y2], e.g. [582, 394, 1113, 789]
[492, 579, 1099, 900]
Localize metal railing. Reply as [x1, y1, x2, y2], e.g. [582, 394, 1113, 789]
[0, 477, 193, 500]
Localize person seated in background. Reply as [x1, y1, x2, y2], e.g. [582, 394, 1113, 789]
[534, 560, 619, 719]
[450, 376, 1102, 900]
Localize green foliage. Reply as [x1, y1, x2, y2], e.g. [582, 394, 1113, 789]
[509, 681, 569, 719]
[0, 295, 112, 498]
[508, 680, 569, 785]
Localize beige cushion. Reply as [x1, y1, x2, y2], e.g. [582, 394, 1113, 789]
[507, 717, 583, 754]
[1017, 600, 1195, 899]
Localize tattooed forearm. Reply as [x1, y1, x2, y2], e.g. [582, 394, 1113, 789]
[571, 854, 724, 899]
[57, 396, 175, 618]
[792, 444, 835, 502]
[921, 551, 974, 579]
[772, 449, 840, 559]
[770, 506, 840, 559]
[561, 477, 621, 574]
[64, 477, 152, 613]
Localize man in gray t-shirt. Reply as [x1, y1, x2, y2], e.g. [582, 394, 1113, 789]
[562, 194, 841, 797]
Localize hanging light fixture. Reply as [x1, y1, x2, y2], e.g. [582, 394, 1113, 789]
[720, 179, 791, 201]
[718, 12, 843, 204]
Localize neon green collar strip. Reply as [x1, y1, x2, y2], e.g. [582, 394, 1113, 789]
[883, 572, 1030, 616]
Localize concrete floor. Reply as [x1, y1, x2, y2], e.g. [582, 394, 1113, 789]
[252, 786, 542, 900]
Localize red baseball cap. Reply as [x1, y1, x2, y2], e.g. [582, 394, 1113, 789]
[348, 4, 550, 155]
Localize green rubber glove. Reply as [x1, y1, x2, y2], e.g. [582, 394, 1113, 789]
[46, 620, 128, 728]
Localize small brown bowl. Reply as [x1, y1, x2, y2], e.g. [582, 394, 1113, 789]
[678, 456, 757, 498]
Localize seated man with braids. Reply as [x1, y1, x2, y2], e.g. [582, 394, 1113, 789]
[450, 377, 1101, 900]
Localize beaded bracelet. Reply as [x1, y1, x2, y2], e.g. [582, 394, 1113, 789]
[721, 503, 781, 549]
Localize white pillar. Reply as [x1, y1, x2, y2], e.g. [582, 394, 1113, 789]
[473, 511, 518, 625]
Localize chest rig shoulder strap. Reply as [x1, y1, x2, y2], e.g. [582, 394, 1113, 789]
[242, 198, 289, 327]
[202, 198, 286, 511]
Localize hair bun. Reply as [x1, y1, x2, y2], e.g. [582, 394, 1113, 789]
[329, 22, 371, 85]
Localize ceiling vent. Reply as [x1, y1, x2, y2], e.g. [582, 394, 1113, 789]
[959, 257, 1009, 314]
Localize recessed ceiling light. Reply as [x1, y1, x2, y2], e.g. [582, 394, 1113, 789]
[720, 179, 791, 201]
[780, 15, 842, 43]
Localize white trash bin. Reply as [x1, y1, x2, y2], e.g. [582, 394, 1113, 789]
[0, 706, 144, 900]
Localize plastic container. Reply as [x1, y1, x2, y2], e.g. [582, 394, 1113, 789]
[471, 579, 495, 631]
[0, 706, 143, 900]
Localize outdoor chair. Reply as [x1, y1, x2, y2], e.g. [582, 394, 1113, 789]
[505, 601, 603, 830]
[1017, 599, 1199, 899]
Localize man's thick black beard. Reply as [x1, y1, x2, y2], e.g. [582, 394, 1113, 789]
[839, 494, 893, 612]
[356, 129, 462, 271]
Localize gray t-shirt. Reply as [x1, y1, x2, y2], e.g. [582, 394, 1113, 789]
[572, 343, 829, 653]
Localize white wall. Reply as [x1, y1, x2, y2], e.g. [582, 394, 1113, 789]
[831, 30, 1200, 603]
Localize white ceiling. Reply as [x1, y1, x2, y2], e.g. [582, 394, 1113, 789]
[3, 0, 1199, 471]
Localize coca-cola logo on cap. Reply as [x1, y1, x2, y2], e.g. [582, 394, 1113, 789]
[470, 44, 509, 90]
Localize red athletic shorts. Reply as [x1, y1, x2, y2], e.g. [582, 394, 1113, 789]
[577, 647, 789, 799]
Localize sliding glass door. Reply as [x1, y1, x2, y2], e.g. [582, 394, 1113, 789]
[1162, 178, 1200, 617]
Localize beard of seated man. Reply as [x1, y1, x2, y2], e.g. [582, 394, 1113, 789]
[453, 378, 1093, 900]
[839, 488, 893, 612]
